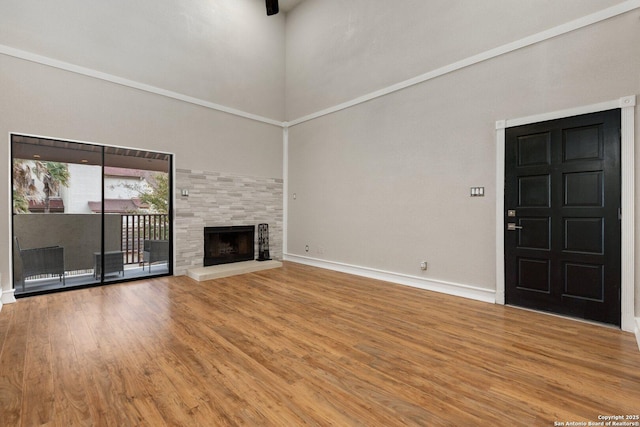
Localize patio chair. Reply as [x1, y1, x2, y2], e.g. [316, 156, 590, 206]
[143, 239, 169, 273]
[15, 237, 65, 291]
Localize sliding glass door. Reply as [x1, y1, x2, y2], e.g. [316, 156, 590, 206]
[11, 135, 172, 296]
[103, 146, 171, 283]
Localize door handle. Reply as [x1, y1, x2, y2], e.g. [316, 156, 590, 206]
[507, 223, 523, 231]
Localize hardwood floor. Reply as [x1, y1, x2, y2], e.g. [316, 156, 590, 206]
[1, 262, 639, 426]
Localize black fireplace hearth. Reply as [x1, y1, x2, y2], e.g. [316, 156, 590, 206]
[204, 225, 255, 266]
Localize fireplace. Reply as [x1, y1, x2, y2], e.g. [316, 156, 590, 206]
[204, 225, 255, 266]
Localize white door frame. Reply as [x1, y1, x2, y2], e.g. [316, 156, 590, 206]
[495, 95, 636, 332]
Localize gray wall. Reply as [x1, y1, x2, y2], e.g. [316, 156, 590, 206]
[0, 0, 286, 120]
[0, 0, 285, 295]
[285, 1, 640, 313]
[1, 0, 639, 321]
[285, 0, 624, 119]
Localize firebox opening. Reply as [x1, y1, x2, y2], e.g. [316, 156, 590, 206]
[204, 225, 255, 266]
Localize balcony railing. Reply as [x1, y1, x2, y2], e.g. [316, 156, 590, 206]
[121, 214, 169, 265]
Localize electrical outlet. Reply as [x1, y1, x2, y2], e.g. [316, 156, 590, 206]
[305, 245, 309, 253]
[420, 261, 428, 271]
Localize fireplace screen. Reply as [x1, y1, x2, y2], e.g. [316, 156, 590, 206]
[204, 225, 255, 266]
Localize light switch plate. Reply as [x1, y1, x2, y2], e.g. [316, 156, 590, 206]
[470, 187, 485, 197]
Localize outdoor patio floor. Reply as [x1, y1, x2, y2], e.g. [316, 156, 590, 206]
[14, 263, 169, 296]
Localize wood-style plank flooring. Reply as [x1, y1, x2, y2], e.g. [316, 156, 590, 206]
[1, 262, 639, 426]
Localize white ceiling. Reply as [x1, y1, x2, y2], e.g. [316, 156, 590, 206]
[279, 0, 305, 13]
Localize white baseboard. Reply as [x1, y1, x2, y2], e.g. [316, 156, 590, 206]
[284, 253, 496, 304]
[635, 318, 640, 351]
[1, 288, 16, 305]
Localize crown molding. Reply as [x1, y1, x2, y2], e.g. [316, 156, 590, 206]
[0, 44, 284, 128]
[2, 1, 638, 129]
[288, 0, 640, 127]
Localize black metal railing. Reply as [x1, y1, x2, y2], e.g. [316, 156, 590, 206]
[120, 214, 169, 265]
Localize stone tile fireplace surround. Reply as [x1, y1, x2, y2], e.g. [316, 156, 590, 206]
[174, 168, 283, 276]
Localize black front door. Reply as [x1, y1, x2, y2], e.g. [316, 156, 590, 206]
[504, 109, 621, 326]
